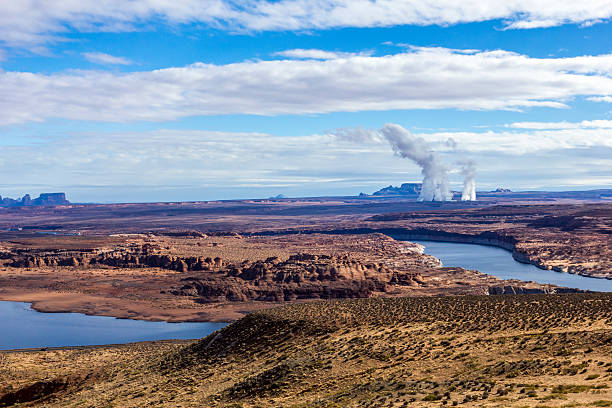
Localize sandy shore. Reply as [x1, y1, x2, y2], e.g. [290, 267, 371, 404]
[0, 289, 277, 322]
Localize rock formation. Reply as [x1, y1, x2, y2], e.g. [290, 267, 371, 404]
[0, 192, 70, 207]
[2, 241, 425, 303]
[372, 183, 422, 196]
[172, 253, 424, 302]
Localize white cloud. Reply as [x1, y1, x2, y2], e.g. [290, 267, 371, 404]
[331, 124, 612, 155]
[588, 96, 612, 102]
[508, 119, 612, 129]
[1, 1, 612, 50]
[82, 52, 132, 65]
[415, 128, 612, 154]
[273, 49, 371, 59]
[3, 47, 612, 125]
[1, 127, 610, 202]
[0, 130, 389, 200]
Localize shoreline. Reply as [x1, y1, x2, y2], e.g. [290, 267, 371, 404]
[386, 231, 612, 281]
[0, 290, 247, 323]
[252, 227, 610, 280]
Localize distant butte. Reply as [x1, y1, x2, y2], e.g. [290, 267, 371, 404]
[0, 192, 70, 207]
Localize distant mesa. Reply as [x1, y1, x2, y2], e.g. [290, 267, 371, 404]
[269, 194, 287, 199]
[371, 183, 471, 201]
[0, 192, 70, 207]
[372, 183, 422, 196]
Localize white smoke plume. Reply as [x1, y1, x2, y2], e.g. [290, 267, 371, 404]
[459, 160, 477, 201]
[335, 123, 453, 201]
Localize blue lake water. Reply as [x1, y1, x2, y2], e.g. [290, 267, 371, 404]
[411, 240, 612, 292]
[0, 301, 227, 350]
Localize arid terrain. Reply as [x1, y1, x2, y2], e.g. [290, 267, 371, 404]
[0, 197, 610, 407]
[1, 293, 610, 407]
[0, 232, 572, 322]
[361, 203, 612, 280]
[0, 197, 609, 321]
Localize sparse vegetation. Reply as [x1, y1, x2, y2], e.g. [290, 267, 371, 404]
[0, 293, 610, 407]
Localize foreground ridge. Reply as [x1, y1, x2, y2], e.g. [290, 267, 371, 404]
[1, 293, 611, 407]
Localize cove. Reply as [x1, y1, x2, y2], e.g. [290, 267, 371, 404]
[410, 240, 612, 292]
[0, 301, 227, 350]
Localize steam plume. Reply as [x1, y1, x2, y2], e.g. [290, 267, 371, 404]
[336, 123, 452, 201]
[460, 160, 477, 201]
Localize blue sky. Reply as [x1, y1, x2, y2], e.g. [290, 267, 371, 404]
[0, 1, 611, 202]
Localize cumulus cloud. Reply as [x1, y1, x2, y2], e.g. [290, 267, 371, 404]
[82, 52, 132, 65]
[273, 49, 371, 59]
[2, 47, 612, 125]
[1, 1, 612, 50]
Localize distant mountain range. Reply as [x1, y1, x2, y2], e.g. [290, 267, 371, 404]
[0, 193, 70, 207]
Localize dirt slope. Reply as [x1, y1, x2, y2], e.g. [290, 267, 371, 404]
[1, 293, 610, 407]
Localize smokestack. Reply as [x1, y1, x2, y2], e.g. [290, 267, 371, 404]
[460, 160, 477, 201]
[336, 123, 452, 201]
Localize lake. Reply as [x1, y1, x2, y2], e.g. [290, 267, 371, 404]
[411, 240, 612, 292]
[0, 301, 227, 350]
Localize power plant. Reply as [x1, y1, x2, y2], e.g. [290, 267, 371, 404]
[336, 123, 477, 202]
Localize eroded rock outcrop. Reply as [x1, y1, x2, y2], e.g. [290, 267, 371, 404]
[172, 253, 424, 302]
[5, 243, 225, 273]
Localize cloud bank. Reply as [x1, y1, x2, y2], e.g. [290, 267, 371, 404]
[509, 119, 612, 129]
[2, 1, 612, 49]
[2, 126, 609, 202]
[2, 47, 612, 125]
